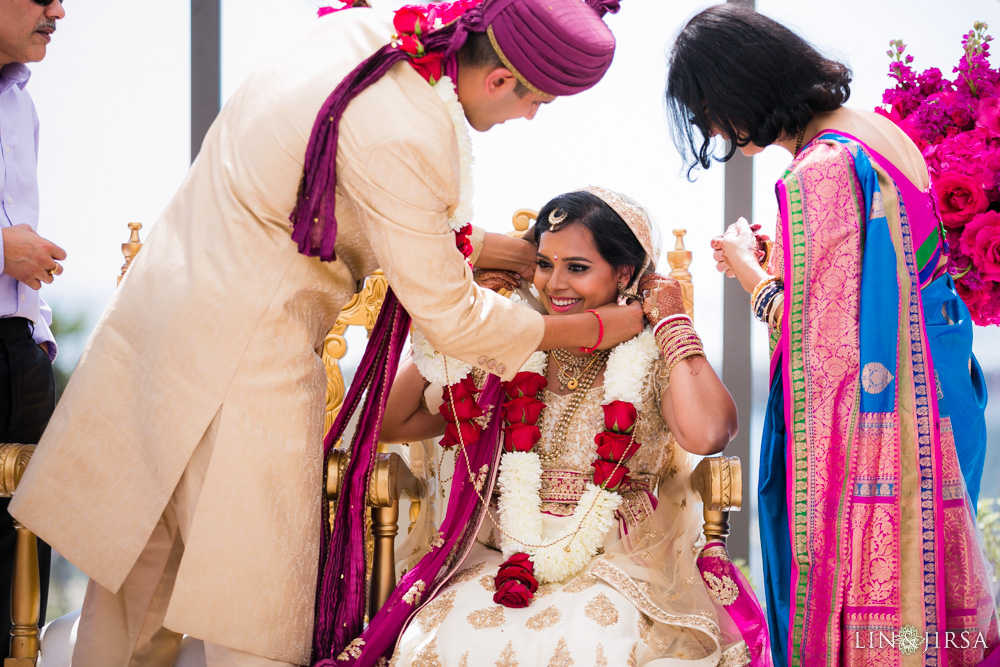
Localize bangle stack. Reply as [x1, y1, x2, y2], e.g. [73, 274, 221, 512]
[751, 276, 783, 328]
[653, 314, 705, 375]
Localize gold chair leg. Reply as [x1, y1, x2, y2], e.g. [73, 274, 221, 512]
[369, 501, 400, 619]
[5, 520, 39, 667]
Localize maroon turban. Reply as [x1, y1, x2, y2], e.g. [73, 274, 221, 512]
[292, 0, 621, 262]
[483, 0, 619, 96]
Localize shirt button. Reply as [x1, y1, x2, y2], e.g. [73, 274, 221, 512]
[20, 294, 25, 302]
[477, 356, 488, 365]
[4, 195, 12, 205]
[496, 364, 507, 375]
[3, 146, 10, 155]
[486, 360, 497, 370]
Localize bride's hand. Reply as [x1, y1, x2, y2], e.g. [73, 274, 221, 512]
[473, 268, 521, 293]
[638, 275, 686, 326]
[591, 301, 645, 349]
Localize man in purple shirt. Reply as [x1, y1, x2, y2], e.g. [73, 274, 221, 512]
[0, 0, 67, 652]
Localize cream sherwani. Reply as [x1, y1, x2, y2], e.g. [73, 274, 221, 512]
[10, 9, 542, 665]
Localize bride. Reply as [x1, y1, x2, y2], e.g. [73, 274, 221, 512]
[369, 187, 768, 666]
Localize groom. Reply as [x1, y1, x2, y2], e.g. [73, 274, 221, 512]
[10, 1, 638, 666]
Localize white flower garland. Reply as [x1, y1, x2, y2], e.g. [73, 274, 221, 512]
[411, 76, 476, 383]
[602, 328, 657, 406]
[496, 327, 659, 584]
[432, 76, 474, 232]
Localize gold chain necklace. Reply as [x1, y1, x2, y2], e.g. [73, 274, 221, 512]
[538, 349, 609, 465]
[550, 348, 603, 391]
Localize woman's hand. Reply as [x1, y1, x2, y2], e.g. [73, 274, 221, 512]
[710, 219, 770, 278]
[474, 268, 522, 293]
[591, 301, 645, 349]
[713, 218, 771, 294]
[637, 274, 686, 326]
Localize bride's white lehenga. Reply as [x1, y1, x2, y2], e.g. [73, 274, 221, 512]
[391, 357, 752, 666]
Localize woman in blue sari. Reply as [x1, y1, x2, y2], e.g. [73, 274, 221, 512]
[665, 5, 998, 666]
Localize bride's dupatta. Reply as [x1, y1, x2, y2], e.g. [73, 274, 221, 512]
[321, 373, 507, 667]
[766, 134, 999, 667]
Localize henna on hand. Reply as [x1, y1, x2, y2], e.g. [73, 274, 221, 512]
[473, 268, 521, 293]
[640, 276, 685, 326]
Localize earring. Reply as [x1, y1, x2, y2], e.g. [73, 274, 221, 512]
[617, 282, 627, 299]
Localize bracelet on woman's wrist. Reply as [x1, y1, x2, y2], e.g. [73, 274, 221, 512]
[653, 315, 705, 376]
[750, 275, 784, 327]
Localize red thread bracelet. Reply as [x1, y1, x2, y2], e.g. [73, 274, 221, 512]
[579, 309, 604, 353]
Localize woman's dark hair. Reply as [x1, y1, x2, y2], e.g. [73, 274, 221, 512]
[533, 191, 646, 288]
[665, 4, 852, 176]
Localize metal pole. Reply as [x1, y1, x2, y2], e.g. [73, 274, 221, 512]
[191, 0, 221, 163]
[723, 0, 756, 563]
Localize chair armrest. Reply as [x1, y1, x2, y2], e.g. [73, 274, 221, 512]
[690, 455, 742, 545]
[0, 444, 36, 499]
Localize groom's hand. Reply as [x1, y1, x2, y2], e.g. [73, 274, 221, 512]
[592, 301, 645, 349]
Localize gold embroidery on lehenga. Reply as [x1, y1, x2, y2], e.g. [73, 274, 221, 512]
[336, 637, 365, 661]
[496, 641, 519, 667]
[411, 638, 442, 667]
[429, 531, 445, 549]
[479, 575, 495, 592]
[547, 638, 574, 666]
[534, 583, 554, 599]
[562, 573, 597, 593]
[458, 652, 469, 667]
[638, 613, 653, 642]
[584, 593, 620, 627]
[467, 605, 506, 629]
[591, 559, 722, 641]
[702, 571, 739, 606]
[416, 589, 458, 633]
[719, 642, 752, 667]
[525, 605, 562, 631]
[448, 562, 486, 586]
[402, 580, 426, 606]
[627, 643, 639, 667]
[595, 643, 609, 667]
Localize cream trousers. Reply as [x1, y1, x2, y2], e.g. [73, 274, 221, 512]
[70, 416, 298, 667]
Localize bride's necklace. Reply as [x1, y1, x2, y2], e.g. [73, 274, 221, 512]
[550, 348, 604, 391]
[539, 349, 609, 465]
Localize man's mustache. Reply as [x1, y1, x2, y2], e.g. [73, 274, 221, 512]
[36, 20, 57, 33]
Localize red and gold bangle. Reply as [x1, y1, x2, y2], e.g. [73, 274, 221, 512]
[579, 309, 604, 353]
[654, 316, 705, 376]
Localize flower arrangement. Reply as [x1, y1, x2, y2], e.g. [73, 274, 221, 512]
[879, 22, 1000, 325]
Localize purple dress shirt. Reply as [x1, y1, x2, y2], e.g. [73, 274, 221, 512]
[0, 63, 56, 360]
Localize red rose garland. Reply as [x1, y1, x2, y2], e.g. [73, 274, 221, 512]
[438, 375, 483, 449]
[591, 400, 642, 492]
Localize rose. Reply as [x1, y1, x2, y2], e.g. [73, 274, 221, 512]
[503, 423, 540, 453]
[494, 553, 538, 592]
[933, 172, 989, 228]
[959, 210, 1000, 282]
[393, 7, 430, 36]
[591, 459, 630, 491]
[602, 400, 637, 434]
[492, 579, 533, 608]
[503, 372, 547, 400]
[593, 431, 640, 462]
[454, 223, 473, 258]
[440, 395, 483, 422]
[978, 97, 1000, 138]
[502, 396, 545, 424]
[443, 375, 480, 403]
[439, 420, 482, 449]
